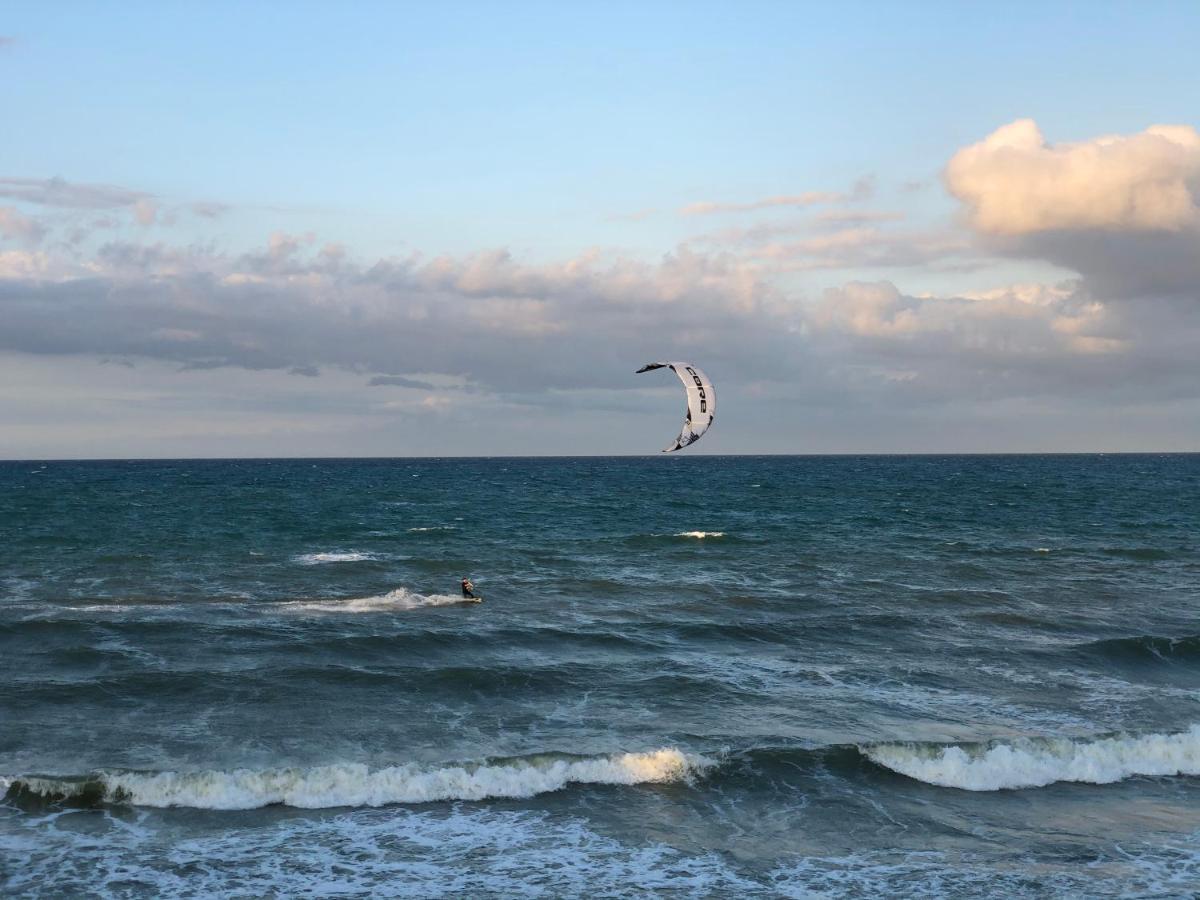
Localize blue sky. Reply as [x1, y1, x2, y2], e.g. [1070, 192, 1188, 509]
[2, 2, 1200, 455]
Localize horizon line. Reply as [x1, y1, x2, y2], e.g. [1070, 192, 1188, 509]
[3, 451, 1199, 463]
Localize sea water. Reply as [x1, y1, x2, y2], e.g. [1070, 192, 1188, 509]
[2, 455, 1199, 896]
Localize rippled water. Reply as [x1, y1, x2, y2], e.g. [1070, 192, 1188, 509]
[3, 455, 1200, 897]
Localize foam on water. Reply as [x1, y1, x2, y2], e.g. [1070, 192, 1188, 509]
[406, 526, 455, 533]
[6, 806, 1199, 899]
[1, 806, 757, 899]
[3, 748, 709, 810]
[283, 586, 474, 614]
[294, 551, 378, 564]
[864, 725, 1200, 791]
[674, 531, 725, 539]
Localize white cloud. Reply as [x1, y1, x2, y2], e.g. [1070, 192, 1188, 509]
[946, 119, 1200, 235]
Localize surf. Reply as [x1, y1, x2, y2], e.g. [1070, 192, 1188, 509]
[862, 725, 1200, 791]
[2, 748, 711, 811]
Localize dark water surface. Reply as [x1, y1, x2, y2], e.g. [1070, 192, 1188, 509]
[2, 455, 1200, 897]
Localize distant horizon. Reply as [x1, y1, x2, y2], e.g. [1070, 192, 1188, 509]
[6, 450, 1200, 463]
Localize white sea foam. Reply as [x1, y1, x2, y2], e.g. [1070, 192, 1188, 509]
[407, 526, 455, 533]
[1, 805, 758, 898]
[674, 531, 725, 539]
[7, 749, 708, 811]
[284, 586, 472, 614]
[294, 551, 378, 565]
[865, 725, 1200, 791]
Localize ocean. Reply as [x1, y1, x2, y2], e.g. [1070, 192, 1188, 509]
[2, 455, 1199, 897]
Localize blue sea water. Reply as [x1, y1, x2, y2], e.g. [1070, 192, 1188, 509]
[2, 455, 1200, 897]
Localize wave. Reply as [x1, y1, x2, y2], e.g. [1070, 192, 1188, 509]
[1, 748, 709, 811]
[407, 526, 456, 533]
[283, 586, 473, 613]
[863, 725, 1200, 791]
[1072, 634, 1200, 666]
[674, 531, 726, 539]
[294, 551, 379, 565]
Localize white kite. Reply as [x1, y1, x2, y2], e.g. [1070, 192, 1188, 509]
[636, 362, 716, 452]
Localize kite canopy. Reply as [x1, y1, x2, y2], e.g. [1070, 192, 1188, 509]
[636, 362, 716, 452]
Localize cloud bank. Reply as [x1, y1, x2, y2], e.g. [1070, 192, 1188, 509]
[1, 119, 1199, 454]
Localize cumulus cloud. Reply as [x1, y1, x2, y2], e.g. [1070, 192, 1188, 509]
[946, 120, 1200, 299]
[3, 226, 1194, 413]
[947, 119, 1200, 235]
[0, 236, 801, 394]
[808, 279, 1200, 402]
[5, 120, 1200, 451]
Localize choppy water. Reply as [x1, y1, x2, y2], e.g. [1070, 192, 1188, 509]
[2, 455, 1200, 897]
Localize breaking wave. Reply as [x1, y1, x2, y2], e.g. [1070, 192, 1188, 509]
[283, 586, 474, 613]
[294, 551, 378, 565]
[674, 531, 726, 539]
[407, 526, 456, 533]
[864, 725, 1200, 791]
[2, 748, 709, 811]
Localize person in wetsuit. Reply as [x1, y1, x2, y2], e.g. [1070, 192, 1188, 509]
[461, 577, 477, 599]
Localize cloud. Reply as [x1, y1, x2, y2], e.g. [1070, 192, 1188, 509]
[747, 226, 978, 272]
[0, 207, 46, 245]
[946, 119, 1200, 235]
[0, 236, 803, 395]
[133, 198, 158, 226]
[806, 279, 1200, 403]
[682, 191, 845, 216]
[4, 225, 1194, 415]
[0, 176, 151, 210]
[190, 202, 230, 219]
[368, 375, 438, 389]
[814, 209, 905, 228]
[4, 126, 1200, 451]
[946, 119, 1200, 299]
[680, 175, 875, 217]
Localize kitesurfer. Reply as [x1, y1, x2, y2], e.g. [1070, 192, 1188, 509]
[461, 577, 477, 599]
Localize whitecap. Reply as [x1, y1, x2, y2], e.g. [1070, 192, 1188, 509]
[864, 724, 1200, 791]
[4, 748, 711, 811]
[294, 551, 378, 565]
[675, 531, 725, 539]
[284, 587, 472, 614]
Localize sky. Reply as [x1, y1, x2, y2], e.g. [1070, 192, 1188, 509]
[2, 1, 1199, 457]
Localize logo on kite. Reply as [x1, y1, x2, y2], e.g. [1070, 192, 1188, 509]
[636, 362, 716, 452]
